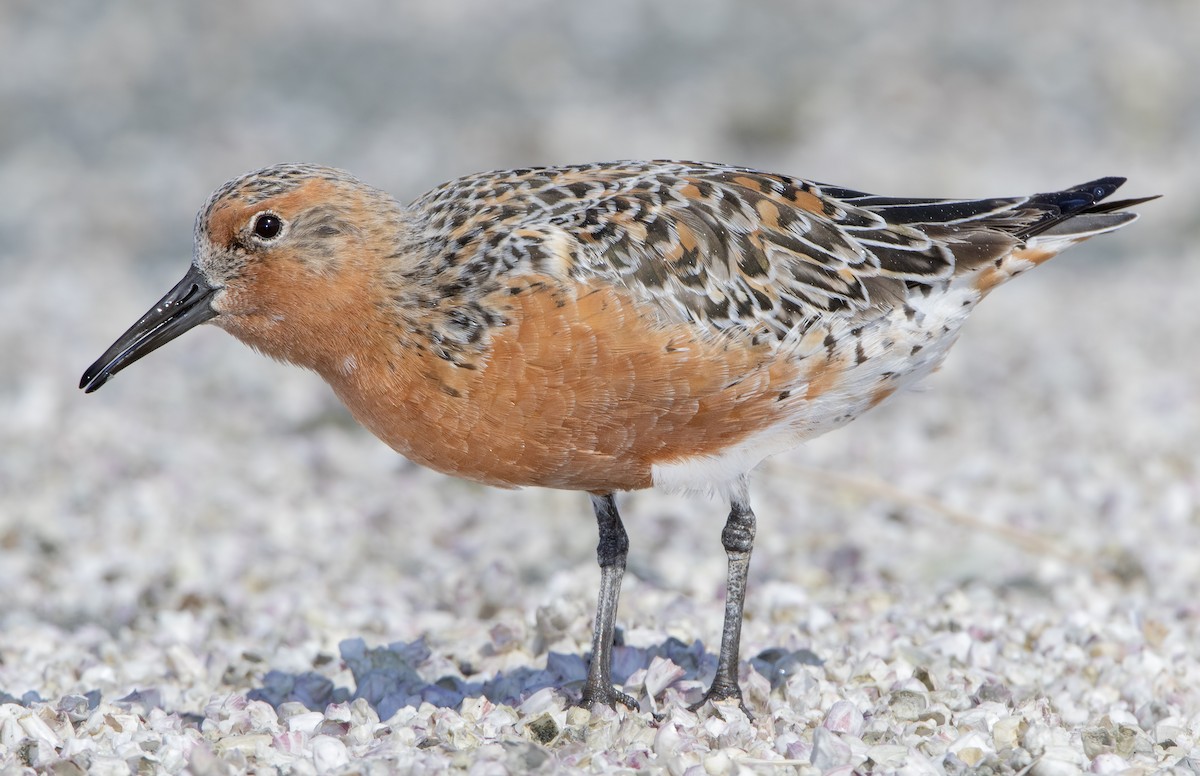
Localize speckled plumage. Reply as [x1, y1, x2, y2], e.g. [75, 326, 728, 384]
[82, 160, 1154, 713]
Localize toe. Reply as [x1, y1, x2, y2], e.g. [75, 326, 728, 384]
[580, 685, 640, 712]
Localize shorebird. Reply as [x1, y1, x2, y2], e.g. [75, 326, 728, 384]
[81, 160, 1153, 713]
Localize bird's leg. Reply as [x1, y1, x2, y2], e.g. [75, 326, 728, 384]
[692, 477, 755, 716]
[580, 492, 639, 711]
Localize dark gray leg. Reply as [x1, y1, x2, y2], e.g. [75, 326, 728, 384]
[580, 493, 639, 710]
[692, 477, 755, 715]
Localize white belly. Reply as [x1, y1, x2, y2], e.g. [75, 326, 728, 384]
[651, 280, 983, 494]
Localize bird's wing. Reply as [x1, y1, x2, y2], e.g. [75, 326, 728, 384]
[411, 161, 1131, 340]
[534, 162, 1031, 338]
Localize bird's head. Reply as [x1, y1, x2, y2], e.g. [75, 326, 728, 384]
[81, 164, 405, 392]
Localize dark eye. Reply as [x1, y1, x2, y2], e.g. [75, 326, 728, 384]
[253, 213, 282, 240]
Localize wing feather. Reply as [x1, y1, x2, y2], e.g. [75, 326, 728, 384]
[408, 161, 1143, 343]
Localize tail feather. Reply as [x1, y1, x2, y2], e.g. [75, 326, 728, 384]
[1029, 212, 1138, 253]
[1082, 193, 1162, 215]
[1018, 178, 1157, 240]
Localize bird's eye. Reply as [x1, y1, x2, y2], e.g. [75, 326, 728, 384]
[252, 213, 283, 240]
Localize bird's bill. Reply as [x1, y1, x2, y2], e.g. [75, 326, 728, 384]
[80, 264, 219, 393]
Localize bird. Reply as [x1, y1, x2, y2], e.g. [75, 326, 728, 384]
[80, 160, 1154, 714]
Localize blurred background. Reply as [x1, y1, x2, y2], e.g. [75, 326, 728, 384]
[1, 0, 1197, 723]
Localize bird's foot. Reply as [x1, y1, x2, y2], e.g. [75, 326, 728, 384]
[580, 682, 640, 712]
[688, 679, 752, 720]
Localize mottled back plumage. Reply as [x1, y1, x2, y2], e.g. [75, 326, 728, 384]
[399, 162, 1142, 350]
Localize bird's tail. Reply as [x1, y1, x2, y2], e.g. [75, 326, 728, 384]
[1019, 178, 1159, 255]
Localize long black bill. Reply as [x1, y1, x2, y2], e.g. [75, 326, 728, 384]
[80, 264, 219, 393]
